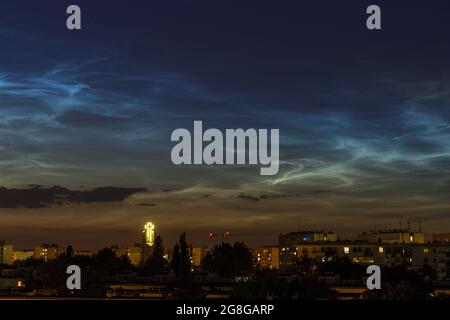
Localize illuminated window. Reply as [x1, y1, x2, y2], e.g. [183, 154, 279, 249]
[344, 247, 350, 254]
[424, 248, 429, 254]
[378, 247, 384, 253]
[410, 236, 414, 242]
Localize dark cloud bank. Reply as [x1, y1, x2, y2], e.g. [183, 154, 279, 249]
[0, 185, 146, 208]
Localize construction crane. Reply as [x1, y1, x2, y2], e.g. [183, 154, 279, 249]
[208, 231, 231, 239]
[207, 231, 264, 239]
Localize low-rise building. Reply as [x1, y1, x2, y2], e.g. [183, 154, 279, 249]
[280, 240, 450, 280]
[279, 231, 337, 269]
[0, 269, 25, 291]
[191, 247, 208, 269]
[74, 250, 93, 257]
[253, 246, 279, 269]
[280, 231, 338, 247]
[293, 242, 379, 264]
[114, 245, 142, 266]
[12, 250, 34, 262]
[356, 229, 425, 244]
[0, 241, 13, 265]
[433, 233, 450, 243]
[34, 243, 65, 261]
[127, 246, 142, 266]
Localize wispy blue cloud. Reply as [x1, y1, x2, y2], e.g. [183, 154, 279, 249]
[1, 0, 450, 247]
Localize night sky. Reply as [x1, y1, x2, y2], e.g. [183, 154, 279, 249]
[1, 0, 450, 250]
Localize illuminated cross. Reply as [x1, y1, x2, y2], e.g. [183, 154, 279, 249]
[143, 222, 155, 246]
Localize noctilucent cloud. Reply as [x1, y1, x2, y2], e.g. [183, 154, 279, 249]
[1, 0, 450, 249]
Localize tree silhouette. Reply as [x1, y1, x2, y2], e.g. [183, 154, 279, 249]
[66, 245, 74, 260]
[171, 233, 191, 278]
[179, 233, 190, 278]
[316, 256, 365, 279]
[201, 242, 253, 277]
[94, 247, 133, 276]
[144, 235, 168, 275]
[171, 243, 181, 276]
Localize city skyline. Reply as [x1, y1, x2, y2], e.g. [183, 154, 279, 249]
[3, 221, 445, 255]
[1, 1, 450, 250]
[0, 214, 441, 251]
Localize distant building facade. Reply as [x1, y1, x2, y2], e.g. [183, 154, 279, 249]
[280, 231, 338, 247]
[253, 246, 279, 269]
[0, 269, 25, 291]
[191, 247, 208, 269]
[279, 231, 337, 269]
[12, 250, 34, 262]
[74, 250, 93, 257]
[433, 233, 450, 243]
[0, 242, 13, 265]
[113, 245, 142, 266]
[356, 229, 425, 244]
[277, 227, 450, 279]
[280, 240, 450, 280]
[34, 243, 65, 261]
[127, 245, 142, 266]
